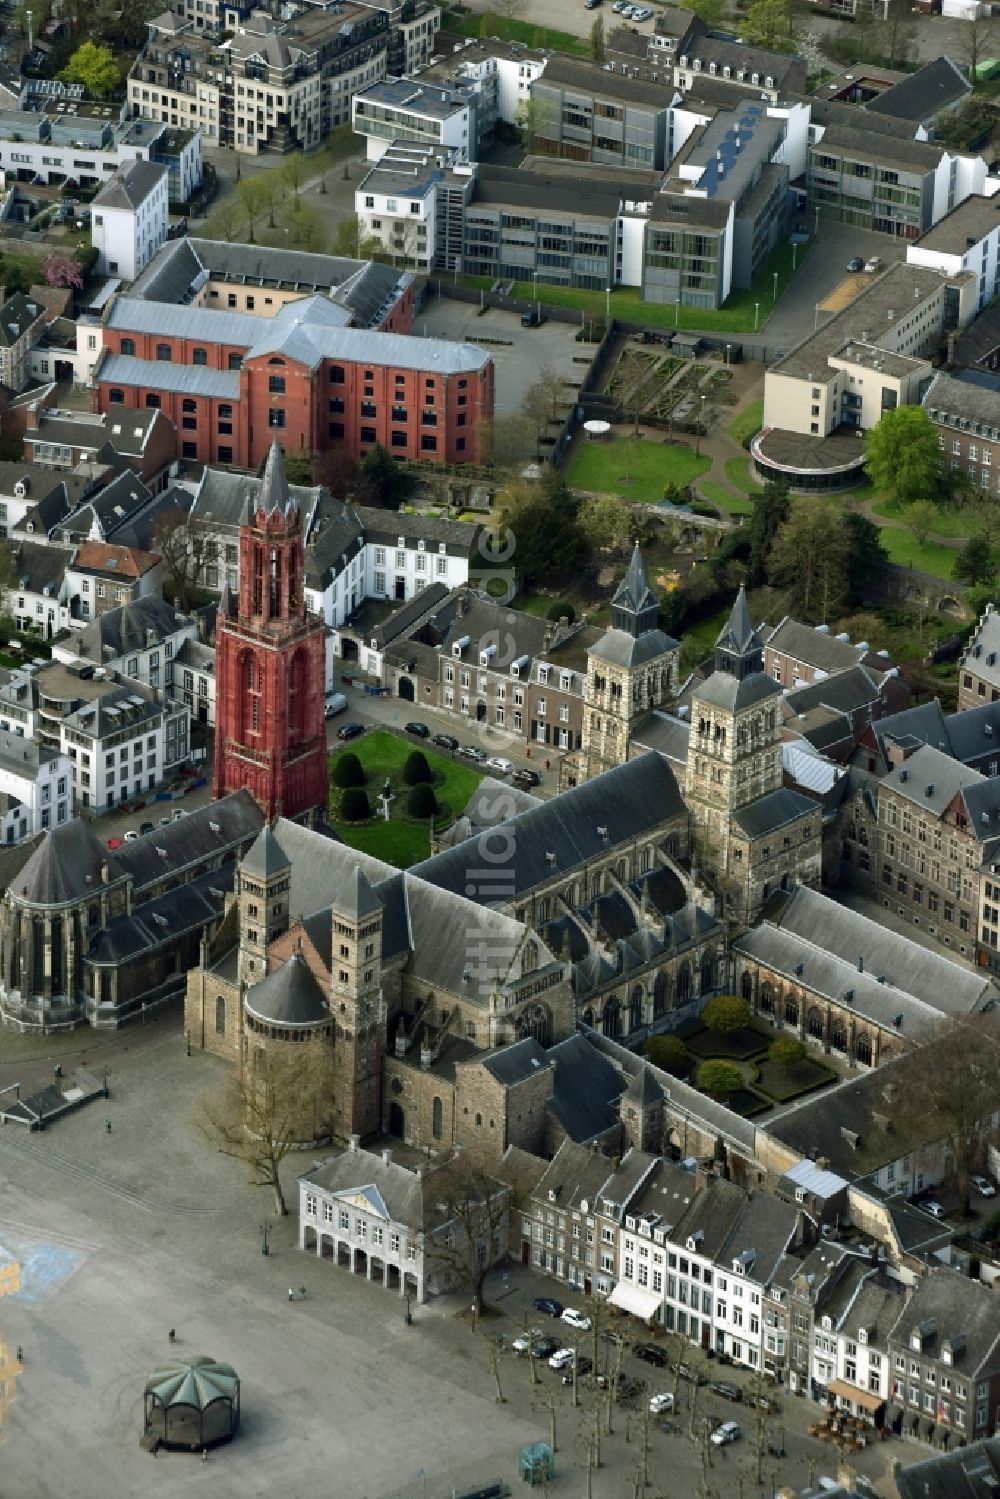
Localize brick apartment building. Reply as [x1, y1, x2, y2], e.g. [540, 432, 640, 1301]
[95, 292, 493, 469]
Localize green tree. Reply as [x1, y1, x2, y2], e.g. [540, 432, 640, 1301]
[331, 751, 364, 789]
[955, 534, 996, 588]
[644, 1034, 690, 1076]
[235, 177, 266, 242]
[256, 168, 288, 229]
[590, 14, 605, 61]
[843, 510, 888, 604]
[60, 41, 120, 97]
[745, 480, 790, 588]
[767, 497, 853, 618]
[402, 749, 431, 786]
[768, 1035, 806, 1071]
[332, 214, 382, 260]
[701, 994, 751, 1034]
[340, 786, 371, 821]
[696, 1059, 744, 1100]
[686, 0, 723, 28]
[577, 493, 637, 557]
[279, 447, 313, 486]
[355, 444, 415, 510]
[501, 478, 588, 587]
[407, 782, 437, 819]
[903, 499, 940, 547]
[545, 601, 575, 624]
[865, 406, 942, 504]
[743, 0, 789, 49]
[280, 152, 307, 200]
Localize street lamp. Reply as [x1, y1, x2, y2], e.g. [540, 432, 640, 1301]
[792, 242, 798, 272]
[772, 270, 779, 302]
[605, 286, 611, 324]
[259, 1220, 270, 1256]
[674, 297, 681, 329]
[754, 301, 761, 333]
[725, 343, 731, 367]
[814, 206, 820, 237]
[696, 394, 705, 458]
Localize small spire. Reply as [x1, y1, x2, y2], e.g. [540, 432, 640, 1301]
[260, 441, 291, 518]
[716, 585, 758, 656]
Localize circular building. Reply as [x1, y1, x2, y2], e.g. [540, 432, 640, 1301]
[750, 426, 868, 493]
[144, 1356, 240, 1450]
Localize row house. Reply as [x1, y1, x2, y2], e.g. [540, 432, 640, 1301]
[923, 369, 1000, 496]
[0, 728, 72, 844]
[958, 604, 1000, 712]
[887, 1269, 1000, 1446]
[761, 616, 897, 693]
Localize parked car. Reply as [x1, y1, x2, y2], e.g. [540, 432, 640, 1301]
[512, 767, 542, 788]
[123, 829, 138, 842]
[922, 1200, 946, 1219]
[432, 733, 459, 751]
[634, 1343, 670, 1368]
[649, 1393, 675, 1415]
[405, 721, 429, 738]
[486, 755, 515, 775]
[972, 1175, 996, 1197]
[677, 1362, 708, 1386]
[846, 256, 864, 272]
[160, 817, 172, 827]
[457, 744, 487, 762]
[139, 822, 154, 834]
[711, 1421, 742, 1447]
[337, 722, 365, 741]
[533, 1296, 564, 1318]
[532, 1337, 559, 1359]
[562, 1355, 592, 1385]
[602, 1328, 629, 1348]
[711, 1382, 742, 1402]
[521, 308, 546, 328]
[584, 0, 602, 9]
[562, 1307, 591, 1331]
[616, 1376, 646, 1403]
[747, 1392, 778, 1412]
[173, 809, 186, 820]
[864, 256, 884, 273]
[549, 1347, 575, 1370]
[324, 691, 348, 718]
[512, 1328, 543, 1355]
[612, 1, 625, 10]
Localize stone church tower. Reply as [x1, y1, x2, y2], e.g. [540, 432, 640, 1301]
[686, 587, 783, 882]
[213, 442, 327, 822]
[237, 824, 290, 990]
[573, 545, 680, 784]
[330, 867, 387, 1142]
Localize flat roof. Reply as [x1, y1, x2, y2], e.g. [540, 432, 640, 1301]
[915, 193, 1000, 256]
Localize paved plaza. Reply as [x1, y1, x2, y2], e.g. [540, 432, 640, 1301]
[0, 1033, 911, 1498]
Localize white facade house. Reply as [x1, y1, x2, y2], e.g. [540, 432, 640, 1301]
[0, 669, 39, 741]
[59, 685, 189, 812]
[91, 161, 170, 282]
[353, 78, 472, 162]
[172, 635, 216, 727]
[51, 598, 199, 695]
[0, 728, 72, 843]
[907, 192, 1000, 315]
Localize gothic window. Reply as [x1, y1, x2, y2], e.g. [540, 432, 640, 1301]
[856, 1034, 872, 1067]
[831, 1022, 847, 1052]
[216, 996, 226, 1035]
[808, 1009, 824, 1040]
[522, 940, 538, 973]
[759, 981, 773, 1012]
[785, 997, 799, 1028]
[676, 963, 691, 1004]
[700, 951, 715, 992]
[741, 971, 753, 1003]
[289, 648, 309, 742]
[252, 542, 264, 615]
[653, 971, 669, 1017]
[602, 995, 621, 1038]
[582, 1007, 596, 1028]
[268, 547, 282, 618]
[537, 897, 550, 923]
[629, 985, 643, 1033]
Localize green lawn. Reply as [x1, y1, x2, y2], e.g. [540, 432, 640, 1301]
[726, 399, 764, 447]
[878, 528, 959, 581]
[684, 1023, 770, 1061]
[461, 237, 812, 335]
[567, 437, 709, 503]
[328, 729, 483, 868]
[871, 496, 972, 540]
[723, 457, 765, 496]
[755, 1056, 838, 1103]
[449, 8, 586, 53]
[697, 479, 752, 517]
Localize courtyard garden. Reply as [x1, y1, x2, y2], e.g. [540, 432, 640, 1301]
[328, 730, 482, 868]
[567, 437, 710, 504]
[645, 996, 838, 1118]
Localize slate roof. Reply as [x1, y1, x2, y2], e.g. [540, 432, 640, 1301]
[881, 741, 983, 817]
[546, 1033, 626, 1144]
[87, 863, 233, 963]
[94, 159, 167, 211]
[695, 669, 781, 714]
[244, 951, 331, 1027]
[438, 776, 541, 849]
[0, 292, 46, 348]
[774, 887, 994, 1013]
[760, 617, 875, 677]
[896, 1437, 1000, 1499]
[99, 354, 241, 400]
[106, 296, 264, 347]
[718, 1192, 798, 1287]
[65, 596, 187, 665]
[481, 1037, 551, 1087]
[532, 1138, 618, 1215]
[300, 1146, 449, 1235]
[241, 824, 291, 881]
[945, 699, 1000, 765]
[629, 712, 690, 769]
[868, 699, 951, 765]
[783, 664, 885, 720]
[668, 1173, 747, 1259]
[588, 627, 680, 669]
[413, 753, 686, 902]
[114, 790, 264, 896]
[623, 1062, 664, 1108]
[25, 407, 162, 458]
[13, 818, 123, 907]
[717, 585, 758, 656]
[591, 1030, 757, 1152]
[732, 787, 815, 841]
[866, 56, 970, 123]
[961, 604, 1000, 692]
[924, 368, 1000, 428]
[63, 686, 162, 741]
[888, 1267, 1000, 1380]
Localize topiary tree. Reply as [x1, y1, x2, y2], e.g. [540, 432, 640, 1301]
[769, 1035, 807, 1071]
[339, 786, 371, 822]
[696, 1059, 744, 1100]
[407, 782, 436, 819]
[331, 751, 364, 789]
[545, 600, 575, 624]
[702, 994, 751, 1034]
[644, 1034, 690, 1076]
[403, 749, 431, 786]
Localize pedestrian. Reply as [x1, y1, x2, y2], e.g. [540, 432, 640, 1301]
[201, 1448, 208, 1463]
[106, 1119, 112, 1133]
[15, 1346, 22, 1363]
[54, 1064, 62, 1081]
[168, 1328, 176, 1344]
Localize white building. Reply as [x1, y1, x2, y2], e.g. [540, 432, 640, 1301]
[0, 668, 39, 741]
[0, 728, 72, 843]
[51, 598, 198, 694]
[907, 193, 1000, 315]
[0, 111, 201, 202]
[172, 635, 216, 727]
[353, 77, 472, 162]
[60, 684, 189, 812]
[91, 161, 170, 282]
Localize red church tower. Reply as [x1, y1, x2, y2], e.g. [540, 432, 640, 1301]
[212, 442, 327, 822]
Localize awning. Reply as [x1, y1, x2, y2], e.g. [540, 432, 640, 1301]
[608, 1281, 662, 1321]
[827, 1379, 884, 1412]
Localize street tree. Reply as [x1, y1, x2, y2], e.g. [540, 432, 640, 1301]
[44, 254, 83, 289]
[257, 169, 289, 230]
[895, 1014, 1000, 1216]
[696, 1059, 744, 1099]
[843, 510, 888, 604]
[332, 213, 383, 260]
[281, 152, 307, 200]
[424, 1155, 511, 1311]
[687, 0, 723, 29]
[235, 177, 267, 242]
[864, 405, 942, 503]
[903, 499, 940, 547]
[150, 510, 213, 611]
[60, 41, 121, 97]
[590, 14, 605, 61]
[884, 0, 916, 69]
[496, 0, 527, 32]
[701, 993, 750, 1033]
[195, 1040, 337, 1216]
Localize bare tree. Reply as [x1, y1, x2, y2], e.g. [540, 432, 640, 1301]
[195, 1039, 337, 1217]
[496, 0, 527, 33]
[257, 168, 289, 230]
[235, 177, 266, 242]
[0, 539, 20, 621]
[423, 1155, 512, 1310]
[151, 509, 215, 611]
[957, 14, 997, 79]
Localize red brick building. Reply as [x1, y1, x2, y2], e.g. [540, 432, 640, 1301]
[94, 292, 494, 469]
[212, 443, 328, 822]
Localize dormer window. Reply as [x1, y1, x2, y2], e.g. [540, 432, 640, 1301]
[751, 71, 760, 85]
[397, 535, 405, 548]
[418, 539, 425, 551]
[858, 1328, 868, 1344]
[911, 1332, 922, 1351]
[822, 1315, 832, 1331]
[438, 542, 446, 554]
[765, 75, 774, 88]
[709, 61, 717, 74]
[538, 665, 549, 685]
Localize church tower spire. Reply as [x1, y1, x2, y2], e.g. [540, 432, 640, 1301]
[212, 442, 327, 822]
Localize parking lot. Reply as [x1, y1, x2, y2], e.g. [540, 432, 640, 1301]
[762, 224, 909, 357]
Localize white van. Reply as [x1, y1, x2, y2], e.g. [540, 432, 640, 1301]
[325, 691, 348, 719]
